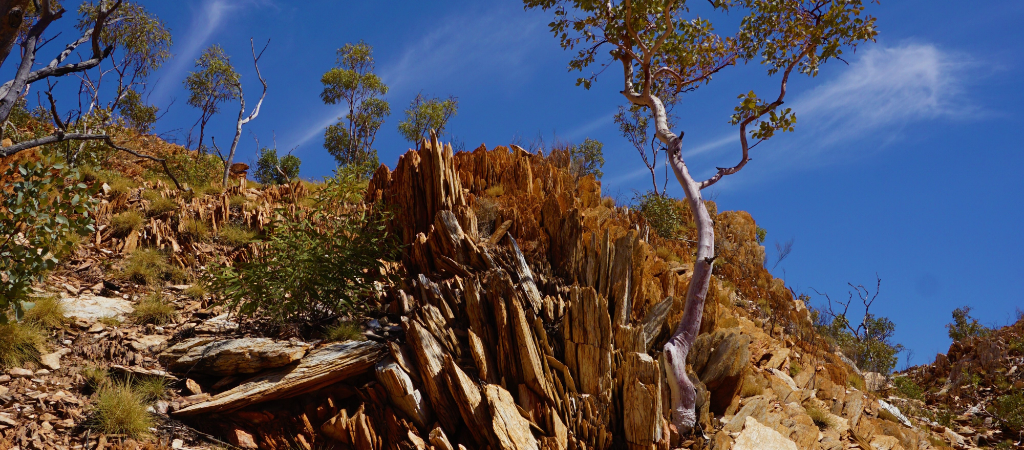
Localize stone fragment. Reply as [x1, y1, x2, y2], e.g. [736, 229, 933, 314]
[869, 435, 904, 450]
[194, 313, 239, 334]
[130, 335, 170, 353]
[60, 294, 133, 322]
[186, 378, 203, 395]
[8, 368, 32, 378]
[159, 338, 310, 376]
[39, 349, 69, 370]
[878, 400, 911, 427]
[228, 428, 258, 449]
[690, 328, 751, 413]
[733, 416, 797, 450]
[864, 371, 886, 391]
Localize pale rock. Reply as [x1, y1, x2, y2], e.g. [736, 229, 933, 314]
[87, 322, 105, 333]
[34, 369, 50, 376]
[38, 349, 69, 370]
[8, 368, 32, 378]
[733, 416, 798, 450]
[130, 335, 170, 353]
[171, 439, 184, 449]
[878, 400, 911, 427]
[0, 375, 9, 382]
[228, 428, 258, 449]
[194, 313, 239, 334]
[60, 294, 133, 322]
[724, 395, 770, 433]
[159, 337, 310, 376]
[869, 435, 904, 450]
[943, 428, 966, 447]
[186, 378, 203, 395]
[765, 348, 790, 370]
[101, 182, 111, 195]
[864, 371, 887, 391]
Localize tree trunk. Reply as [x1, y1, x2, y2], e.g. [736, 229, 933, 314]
[0, 0, 30, 70]
[222, 94, 245, 185]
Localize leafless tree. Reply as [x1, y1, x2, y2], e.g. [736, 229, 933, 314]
[214, 39, 268, 186]
[772, 238, 794, 270]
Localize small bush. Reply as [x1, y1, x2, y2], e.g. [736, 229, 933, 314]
[323, 321, 364, 342]
[806, 406, 835, 430]
[994, 392, 1024, 431]
[197, 182, 223, 196]
[789, 361, 802, 378]
[217, 224, 256, 247]
[946, 306, 989, 342]
[90, 379, 153, 438]
[179, 218, 209, 242]
[634, 191, 686, 240]
[253, 146, 301, 185]
[484, 185, 505, 197]
[82, 365, 110, 389]
[655, 246, 681, 264]
[183, 284, 208, 300]
[134, 376, 169, 401]
[110, 211, 144, 237]
[937, 407, 954, 427]
[0, 322, 45, 368]
[131, 293, 176, 325]
[209, 206, 401, 323]
[848, 373, 866, 391]
[99, 316, 122, 327]
[105, 174, 136, 197]
[166, 151, 221, 189]
[893, 376, 924, 401]
[1010, 335, 1024, 355]
[228, 195, 248, 209]
[23, 296, 67, 329]
[755, 226, 767, 244]
[118, 248, 184, 286]
[145, 193, 177, 217]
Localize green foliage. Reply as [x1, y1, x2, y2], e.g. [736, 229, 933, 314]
[253, 147, 301, 185]
[634, 191, 685, 240]
[166, 151, 221, 189]
[323, 321, 365, 342]
[184, 44, 240, 150]
[144, 192, 177, 217]
[82, 365, 110, 389]
[117, 89, 159, 134]
[117, 248, 184, 286]
[567, 138, 605, 180]
[110, 211, 144, 237]
[1, 155, 98, 311]
[755, 226, 767, 244]
[893, 376, 924, 401]
[179, 218, 209, 242]
[131, 293, 176, 325]
[936, 407, 954, 428]
[315, 166, 371, 205]
[22, 296, 68, 329]
[397, 93, 458, 144]
[946, 306, 989, 342]
[217, 224, 256, 248]
[815, 309, 904, 375]
[320, 41, 389, 178]
[806, 406, 834, 430]
[89, 379, 153, 438]
[789, 361, 802, 378]
[209, 203, 401, 323]
[0, 322, 45, 368]
[182, 284, 208, 300]
[133, 376, 169, 401]
[77, 1, 172, 79]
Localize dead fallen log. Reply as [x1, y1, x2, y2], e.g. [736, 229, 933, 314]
[173, 340, 386, 416]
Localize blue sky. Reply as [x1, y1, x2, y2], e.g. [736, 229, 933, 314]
[37, 1, 1024, 366]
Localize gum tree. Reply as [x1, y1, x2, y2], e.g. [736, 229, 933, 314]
[524, 0, 877, 431]
[397, 93, 458, 145]
[321, 41, 389, 178]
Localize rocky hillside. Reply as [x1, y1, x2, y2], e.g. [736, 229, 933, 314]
[0, 134, 980, 449]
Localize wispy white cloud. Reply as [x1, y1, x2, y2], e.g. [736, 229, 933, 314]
[286, 4, 545, 150]
[151, 0, 244, 104]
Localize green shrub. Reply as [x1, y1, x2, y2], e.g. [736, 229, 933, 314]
[133, 376, 169, 401]
[110, 211, 144, 237]
[0, 322, 45, 368]
[217, 224, 256, 247]
[813, 303, 904, 375]
[131, 293, 176, 325]
[634, 191, 686, 240]
[118, 248, 184, 286]
[946, 306, 989, 342]
[179, 218, 209, 242]
[937, 407, 954, 427]
[567, 138, 604, 179]
[323, 321, 364, 342]
[1, 154, 98, 308]
[22, 296, 68, 329]
[89, 379, 153, 438]
[1010, 335, 1024, 355]
[253, 147, 301, 185]
[166, 151, 221, 189]
[789, 361, 802, 378]
[209, 206, 400, 323]
[81, 365, 110, 389]
[755, 226, 767, 244]
[144, 192, 177, 216]
[893, 376, 924, 401]
[806, 405, 835, 430]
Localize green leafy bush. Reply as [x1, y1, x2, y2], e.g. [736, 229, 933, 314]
[209, 205, 400, 323]
[893, 376, 924, 400]
[634, 191, 686, 240]
[946, 306, 989, 342]
[166, 151, 220, 189]
[253, 147, 301, 185]
[1, 155, 98, 310]
[815, 311, 904, 374]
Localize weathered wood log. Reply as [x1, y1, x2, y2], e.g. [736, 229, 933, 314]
[173, 341, 385, 416]
[375, 356, 432, 431]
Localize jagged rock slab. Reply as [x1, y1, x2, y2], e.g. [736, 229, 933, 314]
[158, 337, 310, 376]
[174, 340, 386, 416]
[59, 294, 133, 322]
[733, 416, 798, 450]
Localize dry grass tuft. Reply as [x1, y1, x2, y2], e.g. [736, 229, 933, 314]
[118, 248, 185, 286]
[89, 379, 154, 438]
[23, 296, 68, 329]
[323, 321, 364, 342]
[110, 211, 144, 237]
[217, 224, 256, 247]
[806, 405, 835, 430]
[179, 218, 209, 242]
[0, 322, 45, 368]
[131, 293, 176, 325]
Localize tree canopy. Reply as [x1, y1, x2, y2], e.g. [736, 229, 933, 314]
[184, 44, 240, 152]
[397, 93, 458, 145]
[321, 41, 389, 177]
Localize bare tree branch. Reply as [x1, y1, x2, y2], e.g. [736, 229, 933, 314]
[221, 38, 269, 185]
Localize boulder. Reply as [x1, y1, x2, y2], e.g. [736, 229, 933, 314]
[158, 338, 310, 376]
[130, 335, 170, 353]
[864, 371, 887, 391]
[869, 435, 903, 450]
[59, 294, 133, 322]
[38, 349, 70, 370]
[724, 395, 770, 433]
[732, 416, 798, 450]
[689, 328, 750, 413]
